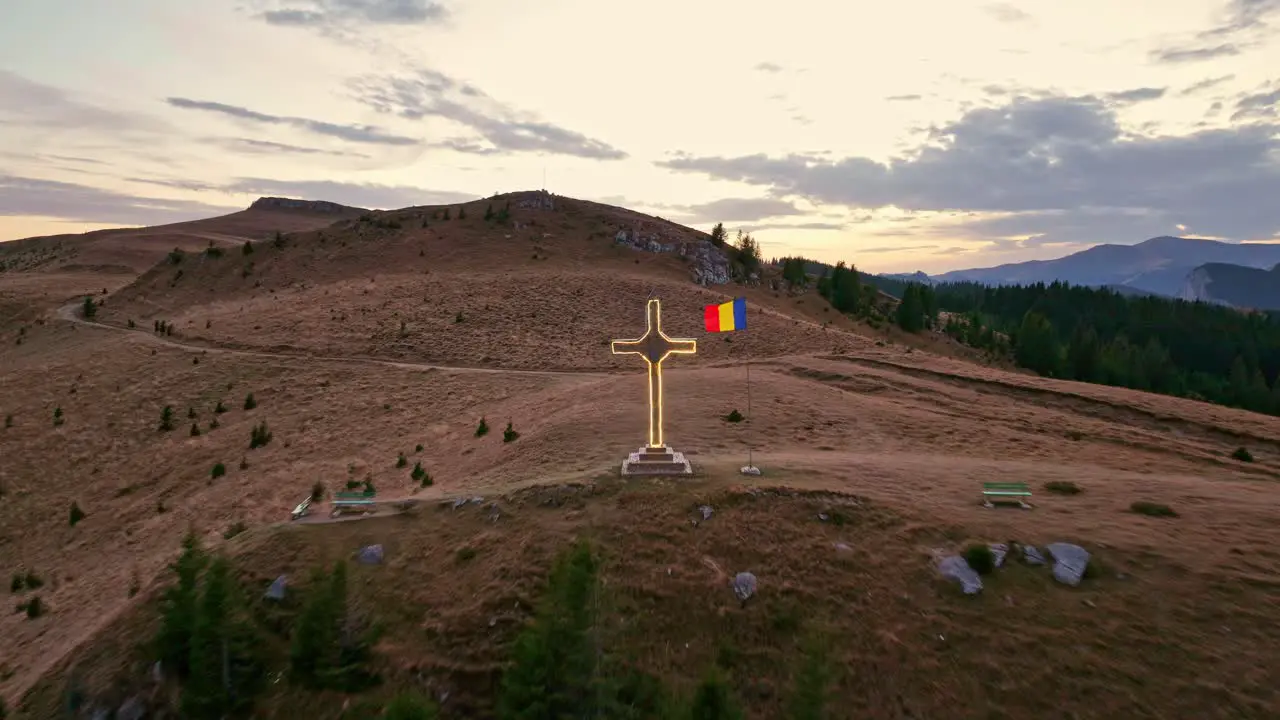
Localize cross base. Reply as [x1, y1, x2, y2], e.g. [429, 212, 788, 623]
[621, 445, 693, 476]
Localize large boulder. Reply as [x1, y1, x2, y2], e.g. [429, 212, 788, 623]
[732, 572, 757, 602]
[357, 544, 384, 565]
[938, 555, 983, 595]
[1045, 543, 1090, 586]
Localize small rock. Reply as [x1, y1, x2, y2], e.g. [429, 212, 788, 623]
[989, 543, 1008, 568]
[817, 513, 830, 522]
[488, 617, 497, 627]
[1022, 544, 1046, 566]
[1083, 599, 1096, 608]
[732, 572, 757, 602]
[357, 544, 384, 565]
[264, 574, 287, 601]
[834, 542, 851, 552]
[938, 555, 983, 595]
[698, 505, 713, 521]
[452, 497, 467, 510]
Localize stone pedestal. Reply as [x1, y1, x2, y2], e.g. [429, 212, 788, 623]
[621, 445, 693, 476]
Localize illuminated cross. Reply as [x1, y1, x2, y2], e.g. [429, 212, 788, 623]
[611, 298, 697, 449]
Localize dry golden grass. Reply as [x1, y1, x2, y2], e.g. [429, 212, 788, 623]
[3, 193, 1280, 718]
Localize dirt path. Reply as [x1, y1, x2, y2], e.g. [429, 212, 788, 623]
[57, 302, 613, 379]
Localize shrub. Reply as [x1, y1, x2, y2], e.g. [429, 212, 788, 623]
[69, 502, 86, 527]
[455, 546, 476, 563]
[23, 596, 43, 619]
[484, 204, 494, 221]
[204, 242, 224, 258]
[4, 414, 11, 429]
[475, 417, 489, 437]
[244, 393, 257, 410]
[454, 311, 464, 323]
[442, 208, 451, 221]
[363, 478, 376, 496]
[53, 406, 64, 426]
[249, 421, 272, 449]
[1044, 480, 1081, 495]
[188, 407, 197, 419]
[1131, 501, 1178, 518]
[503, 421, 519, 443]
[159, 405, 174, 431]
[190, 422, 201, 437]
[396, 453, 407, 468]
[384, 691, 439, 720]
[215, 400, 227, 414]
[239, 456, 249, 470]
[23, 571, 41, 589]
[962, 544, 996, 575]
[168, 248, 185, 265]
[273, 230, 285, 249]
[346, 479, 361, 490]
[10, 574, 22, 593]
[415, 444, 423, 452]
[211, 463, 226, 479]
[222, 521, 247, 540]
[723, 409, 744, 423]
[82, 296, 96, 319]
[209, 417, 219, 430]
[1232, 447, 1254, 462]
[242, 240, 254, 255]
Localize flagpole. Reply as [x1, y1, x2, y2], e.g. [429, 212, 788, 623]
[746, 357, 753, 469]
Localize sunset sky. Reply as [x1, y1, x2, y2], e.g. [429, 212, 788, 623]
[1, 0, 1277, 274]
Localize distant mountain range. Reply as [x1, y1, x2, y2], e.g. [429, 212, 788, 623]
[887, 237, 1280, 309]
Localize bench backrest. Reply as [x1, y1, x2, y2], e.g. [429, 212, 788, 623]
[982, 482, 1029, 489]
[335, 491, 375, 499]
[332, 498, 375, 505]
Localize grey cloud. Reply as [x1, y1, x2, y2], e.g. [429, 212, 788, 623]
[212, 137, 372, 158]
[349, 68, 627, 159]
[858, 244, 941, 254]
[753, 62, 785, 73]
[0, 70, 165, 133]
[1180, 74, 1235, 95]
[1231, 86, 1280, 121]
[0, 175, 240, 226]
[742, 222, 847, 232]
[680, 198, 804, 223]
[886, 94, 923, 102]
[124, 177, 225, 193]
[257, 0, 447, 27]
[656, 93, 1280, 244]
[983, 3, 1032, 23]
[165, 97, 419, 146]
[1200, 0, 1280, 36]
[1104, 87, 1166, 103]
[224, 178, 476, 209]
[1149, 43, 1241, 63]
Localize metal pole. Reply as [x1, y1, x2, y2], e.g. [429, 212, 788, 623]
[746, 358, 753, 468]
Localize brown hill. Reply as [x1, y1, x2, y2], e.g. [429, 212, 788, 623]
[2, 191, 1280, 718]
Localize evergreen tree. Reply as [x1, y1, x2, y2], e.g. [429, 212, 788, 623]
[895, 284, 925, 332]
[384, 692, 439, 720]
[181, 555, 263, 718]
[780, 257, 808, 287]
[685, 666, 743, 720]
[458, 206, 467, 220]
[442, 208, 451, 221]
[1015, 311, 1060, 376]
[242, 240, 253, 255]
[81, 296, 96, 319]
[787, 635, 832, 720]
[484, 204, 495, 221]
[1066, 323, 1102, 382]
[709, 222, 728, 247]
[289, 566, 337, 687]
[156, 531, 206, 678]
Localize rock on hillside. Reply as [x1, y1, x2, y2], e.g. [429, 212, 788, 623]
[249, 197, 367, 214]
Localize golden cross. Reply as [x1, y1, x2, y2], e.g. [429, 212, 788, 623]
[611, 298, 697, 449]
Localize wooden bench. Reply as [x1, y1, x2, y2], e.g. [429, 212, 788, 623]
[982, 481, 1032, 508]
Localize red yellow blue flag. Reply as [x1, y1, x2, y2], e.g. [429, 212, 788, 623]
[704, 297, 747, 332]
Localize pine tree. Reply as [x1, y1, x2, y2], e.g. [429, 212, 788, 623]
[476, 417, 489, 437]
[709, 223, 728, 247]
[243, 392, 257, 410]
[159, 405, 175, 431]
[156, 531, 206, 678]
[384, 692, 439, 720]
[181, 555, 264, 718]
[1015, 311, 1060, 377]
[443, 208, 451, 221]
[242, 240, 253, 255]
[503, 421, 520, 443]
[685, 666, 743, 720]
[81, 296, 96, 319]
[895, 284, 925, 332]
[458, 206, 466, 220]
[290, 566, 337, 687]
[484, 204, 495, 221]
[1066, 323, 1102, 382]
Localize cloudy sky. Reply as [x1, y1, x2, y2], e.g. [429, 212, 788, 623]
[1, 0, 1278, 273]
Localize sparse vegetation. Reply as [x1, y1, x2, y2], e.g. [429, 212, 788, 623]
[203, 240, 224, 258]
[476, 417, 489, 437]
[383, 691, 439, 720]
[442, 208, 451, 221]
[188, 407, 196, 419]
[215, 400, 227, 414]
[249, 421, 272, 449]
[239, 456, 249, 470]
[1232, 447, 1254, 462]
[242, 240, 254, 255]
[222, 521, 247, 540]
[415, 443, 423, 452]
[396, 452, 407, 468]
[503, 420, 519, 443]
[1131, 501, 1178, 518]
[311, 481, 325, 501]
[168, 248, 185, 264]
[723, 409, 744, 423]
[160, 405, 175, 431]
[69, 501, 86, 527]
[484, 203, 494, 221]
[190, 422, 201, 437]
[963, 544, 996, 575]
[21, 595, 44, 619]
[244, 392, 257, 410]
[458, 206, 466, 220]
[1045, 480, 1082, 495]
[455, 546, 477, 563]
[52, 406, 63, 427]
[455, 311, 464, 323]
[24, 571, 41, 589]
[211, 462, 226, 479]
[81, 295, 96, 319]
[4, 414, 11, 429]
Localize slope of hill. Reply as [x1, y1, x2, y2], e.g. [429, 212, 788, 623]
[933, 236, 1280, 296]
[1181, 262, 1280, 310]
[4, 191, 1280, 719]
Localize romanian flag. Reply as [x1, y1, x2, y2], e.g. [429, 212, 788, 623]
[704, 297, 748, 333]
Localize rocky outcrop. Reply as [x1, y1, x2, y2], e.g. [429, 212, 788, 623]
[611, 226, 731, 285]
[249, 197, 364, 214]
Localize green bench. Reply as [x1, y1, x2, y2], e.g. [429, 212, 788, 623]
[982, 482, 1032, 509]
[335, 490, 376, 500]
